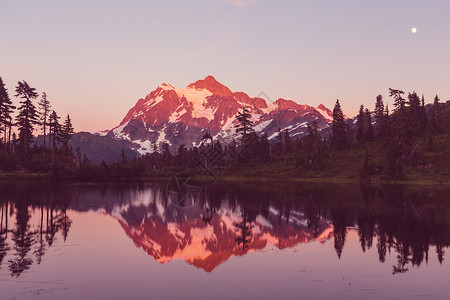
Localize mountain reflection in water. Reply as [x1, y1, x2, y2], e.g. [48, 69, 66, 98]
[0, 181, 448, 277]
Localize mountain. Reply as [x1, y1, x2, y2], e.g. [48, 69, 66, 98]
[108, 76, 337, 154]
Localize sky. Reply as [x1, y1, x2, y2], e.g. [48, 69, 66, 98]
[1, 0, 450, 132]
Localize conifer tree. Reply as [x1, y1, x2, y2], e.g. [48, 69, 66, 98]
[48, 110, 61, 163]
[120, 147, 127, 165]
[235, 106, 254, 137]
[38, 92, 51, 149]
[151, 141, 159, 154]
[374, 95, 384, 137]
[283, 129, 292, 154]
[305, 120, 319, 162]
[364, 108, 374, 141]
[0, 77, 16, 149]
[389, 88, 406, 112]
[258, 133, 271, 161]
[431, 95, 441, 132]
[331, 100, 349, 150]
[60, 114, 75, 150]
[419, 94, 427, 127]
[389, 88, 413, 151]
[14, 81, 40, 159]
[408, 92, 421, 130]
[356, 105, 365, 142]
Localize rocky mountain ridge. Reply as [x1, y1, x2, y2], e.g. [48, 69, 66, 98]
[105, 76, 338, 154]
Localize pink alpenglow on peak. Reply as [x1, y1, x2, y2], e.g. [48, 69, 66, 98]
[108, 76, 338, 154]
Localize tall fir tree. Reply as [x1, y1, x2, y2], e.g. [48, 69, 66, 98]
[331, 100, 349, 150]
[283, 129, 292, 154]
[431, 95, 441, 132]
[235, 106, 254, 137]
[38, 92, 51, 149]
[48, 110, 61, 163]
[356, 105, 365, 142]
[419, 94, 427, 127]
[14, 81, 40, 159]
[408, 92, 421, 129]
[305, 120, 320, 162]
[374, 94, 384, 137]
[60, 114, 75, 150]
[389, 88, 406, 112]
[0, 77, 16, 149]
[389, 88, 414, 151]
[364, 108, 374, 141]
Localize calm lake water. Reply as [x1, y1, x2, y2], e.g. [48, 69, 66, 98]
[0, 180, 448, 299]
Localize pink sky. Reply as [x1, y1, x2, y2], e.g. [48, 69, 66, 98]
[1, 0, 449, 132]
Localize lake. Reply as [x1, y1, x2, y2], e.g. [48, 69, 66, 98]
[0, 180, 449, 299]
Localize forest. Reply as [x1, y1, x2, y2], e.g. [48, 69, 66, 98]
[0, 76, 449, 182]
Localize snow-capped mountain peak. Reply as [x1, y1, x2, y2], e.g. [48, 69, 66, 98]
[108, 76, 337, 153]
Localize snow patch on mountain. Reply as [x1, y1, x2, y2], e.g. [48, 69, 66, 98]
[254, 120, 272, 132]
[136, 140, 153, 155]
[316, 105, 333, 121]
[112, 121, 130, 140]
[169, 108, 187, 123]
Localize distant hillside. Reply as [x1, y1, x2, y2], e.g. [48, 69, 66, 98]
[35, 132, 138, 164]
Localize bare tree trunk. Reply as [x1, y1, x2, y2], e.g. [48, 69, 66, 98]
[43, 118, 46, 149]
[51, 130, 55, 164]
[24, 133, 27, 160]
[3, 123, 6, 147]
[8, 117, 12, 153]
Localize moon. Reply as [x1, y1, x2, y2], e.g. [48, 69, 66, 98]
[411, 27, 417, 33]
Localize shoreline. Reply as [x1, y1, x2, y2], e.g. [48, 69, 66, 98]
[1, 171, 448, 185]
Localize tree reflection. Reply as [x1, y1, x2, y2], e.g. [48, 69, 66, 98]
[9, 201, 34, 276]
[0, 183, 73, 277]
[0, 202, 10, 269]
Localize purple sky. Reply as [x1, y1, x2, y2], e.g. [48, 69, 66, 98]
[1, 0, 449, 132]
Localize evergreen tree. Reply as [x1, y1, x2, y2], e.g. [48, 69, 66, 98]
[14, 81, 40, 159]
[364, 108, 374, 141]
[161, 143, 172, 167]
[38, 92, 51, 149]
[419, 94, 427, 127]
[331, 100, 349, 150]
[235, 106, 254, 137]
[389, 88, 406, 112]
[0, 77, 16, 149]
[356, 105, 365, 142]
[151, 141, 159, 154]
[60, 114, 75, 150]
[305, 120, 320, 163]
[258, 133, 271, 161]
[389, 88, 414, 151]
[431, 95, 441, 132]
[176, 144, 188, 167]
[120, 147, 127, 165]
[283, 129, 292, 154]
[274, 128, 283, 156]
[374, 94, 384, 137]
[48, 110, 61, 163]
[408, 92, 421, 131]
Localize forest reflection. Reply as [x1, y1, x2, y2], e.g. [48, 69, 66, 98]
[0, 181, 448, 276]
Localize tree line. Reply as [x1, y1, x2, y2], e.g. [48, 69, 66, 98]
[96, 89, 447, 181]
[0, 77, 75, 172]
[1, 74, 448, 181]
